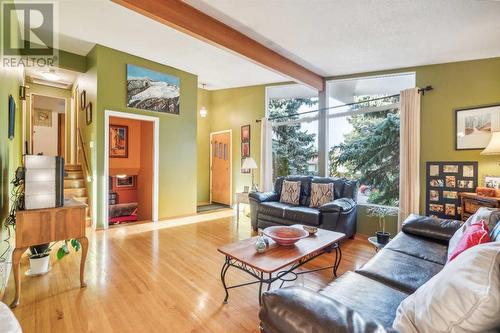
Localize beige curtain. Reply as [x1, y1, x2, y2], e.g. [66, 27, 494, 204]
[398, 88, 421, 229]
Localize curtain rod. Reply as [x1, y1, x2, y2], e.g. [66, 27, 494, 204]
[256, 85, 433, 123]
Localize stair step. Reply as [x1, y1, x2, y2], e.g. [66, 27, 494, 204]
[65, 164, 82, 171]
[72, 196, 88, 204]
[65, 170, 84, 180]
[64, 188, 87, 198]
[64, 179, 85, 189]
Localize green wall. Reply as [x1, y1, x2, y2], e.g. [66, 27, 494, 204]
[197, 88, 211, 204]
[91, 45, 198, 228]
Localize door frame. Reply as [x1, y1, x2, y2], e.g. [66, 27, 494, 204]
[209, 129, 232, 206]
[28, 93, 68, 158]
[104, 110, 160, 229]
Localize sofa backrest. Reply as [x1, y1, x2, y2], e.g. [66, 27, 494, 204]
[274, 176, 358, 205]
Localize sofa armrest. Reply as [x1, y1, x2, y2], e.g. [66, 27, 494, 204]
[249, 191, 279, 203]
[402, 214, 462, 242]
[319, 198, 356, 214]
[259, 287, 396, 333]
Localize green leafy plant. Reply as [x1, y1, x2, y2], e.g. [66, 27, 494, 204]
[367, 205, 399, 233]
[56, 239, 81, 260]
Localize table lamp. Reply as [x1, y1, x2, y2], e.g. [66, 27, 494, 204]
[481, 131, 500, 164]
[242, 157, 258, 192]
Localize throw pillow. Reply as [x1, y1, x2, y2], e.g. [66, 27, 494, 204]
[279, 180, 301, 205]
[309, 183, 334, 208]
[448, 207, 500, 260]
[393, 242, 500, 333]
[448, 220, 490, 262]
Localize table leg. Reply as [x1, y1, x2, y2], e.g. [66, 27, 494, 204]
[258, 271, 264, 306]
[77, 236, 89, 288]
[10, 247, 28, 308]
[333, 243, 342, 277]
[221, 257, 230, 304]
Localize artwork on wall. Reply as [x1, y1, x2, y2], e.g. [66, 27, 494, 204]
[426, 161, 478, 220]
[241, 124, 251, 173]
[116, 175, 135, 188]
[126, 64, 180, 114]
[455, 104, 500, 150]
[484, 176, 500, 189]
[85, 102, 92, 125]
[80, 90, 86, 111]
[8, 94, 15, 139]
[109, 125, 128, 158]
[34, 109, 52, 127]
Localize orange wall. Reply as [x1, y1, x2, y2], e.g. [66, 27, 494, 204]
[111, 177, 137, 204]
[137, 121, 153, 221]
[109, 116, 141, 171]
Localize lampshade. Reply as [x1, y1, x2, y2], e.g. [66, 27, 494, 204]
[481, 132, 500, 155]
[242, 157, 258, 169]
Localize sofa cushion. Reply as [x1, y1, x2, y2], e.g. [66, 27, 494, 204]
[385, 232, 448, 265]
[259, 201, 291, 219]
[491, 221, 500, 242]
[356, 248, 443, 294]
[448, 220, 490, 262]
[285, 176, 313, 206]
[393, 242, 500, 333]
[280, 180, 301, 205]
[283, 206, 320, 226]
[320, 272, 409, 328]
[312, 177, 345, 199]
[402, 214, 461, 243]
[310, 182, 334, 208]
[341, 179, 358, 201]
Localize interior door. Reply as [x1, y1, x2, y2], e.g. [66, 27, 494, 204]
[211, 132, 230, 205]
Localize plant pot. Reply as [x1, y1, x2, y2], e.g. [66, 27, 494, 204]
[28, 255, 50, 276]
[376, 231, 391, 245]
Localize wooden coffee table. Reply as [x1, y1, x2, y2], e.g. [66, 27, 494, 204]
[217, 225, 345, 305]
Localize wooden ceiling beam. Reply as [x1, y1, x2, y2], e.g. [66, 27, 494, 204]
[111, 0, 325, 91]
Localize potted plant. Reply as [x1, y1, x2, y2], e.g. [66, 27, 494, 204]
[27, 244, 52, 276]
[367, 205, 399, 245]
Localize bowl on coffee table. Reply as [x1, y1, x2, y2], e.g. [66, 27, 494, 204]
[263, 226, 309, 246]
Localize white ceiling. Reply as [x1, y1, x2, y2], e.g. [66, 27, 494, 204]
[54, 0, 500, 90]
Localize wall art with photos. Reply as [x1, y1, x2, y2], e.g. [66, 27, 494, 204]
[455, 104, 500, 150]
[484, 175, 500, 189]
[109, 125, 128, 158]
[241, 124, 251, 173]
[426, 161, 478, 220]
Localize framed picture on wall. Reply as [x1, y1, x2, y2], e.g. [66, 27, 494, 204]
[241, 124, 251, 173]
[484, 175, 500, 189]
[455, 103, 500, 150]
[109, 125, 128, 158]
[116, 175, 135, 188]
[241, 125, 250, 142]
[85, 102, 92, 125]
[34, 109, 52, 127]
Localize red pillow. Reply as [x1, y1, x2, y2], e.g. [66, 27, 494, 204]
[448, 220, 490, 262]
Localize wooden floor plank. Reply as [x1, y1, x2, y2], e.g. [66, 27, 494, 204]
[3, 212, 374, 332]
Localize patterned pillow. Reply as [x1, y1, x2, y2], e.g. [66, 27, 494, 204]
[310, 183, 334, 208]
[280, 180, 301, 205]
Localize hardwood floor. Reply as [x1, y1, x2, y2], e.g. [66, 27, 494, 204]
[3, 210, 374, 333]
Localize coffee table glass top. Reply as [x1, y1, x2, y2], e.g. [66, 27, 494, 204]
[218, 226, 345, 273]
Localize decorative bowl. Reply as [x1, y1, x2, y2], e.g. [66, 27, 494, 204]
[263, 226, 309, 246]
[303, 225, 318, 235]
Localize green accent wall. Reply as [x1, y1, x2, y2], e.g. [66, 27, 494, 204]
[197, 88, 211, 204]
[91, 45, 198, 228]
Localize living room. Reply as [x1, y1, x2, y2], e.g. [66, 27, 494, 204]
[0, 1, 499, 332]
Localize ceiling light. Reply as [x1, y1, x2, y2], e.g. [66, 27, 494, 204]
[200, 106, 207, 118]
[41, 69, 60, 81]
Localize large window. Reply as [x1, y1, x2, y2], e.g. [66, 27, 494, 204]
[267, 85, 318, 180]
[327, 74, 415, 206]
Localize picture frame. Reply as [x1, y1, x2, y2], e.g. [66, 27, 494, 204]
[8, 94, 15, 140]
[241, 125, 250, 142]
[241, 124, 251, 174]
[455, 103, 500, 150]
[116, 175, 135, 188]
[34, 109, 52, 127]
[484, 175, 500, 189]
[109, 125, 128, 158]
[80, 90, 86, 111]
[85, 102, 92, 125]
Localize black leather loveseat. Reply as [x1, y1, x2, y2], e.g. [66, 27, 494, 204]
[249, 176, 358, 238]
[259, 214, 500, 333]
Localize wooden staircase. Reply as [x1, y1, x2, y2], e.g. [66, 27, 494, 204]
[64, 164, 91, 226]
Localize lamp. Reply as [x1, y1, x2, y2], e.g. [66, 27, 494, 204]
[242, 157, 258, 192]
[481, 132, 500, 157]
[199, 106, 207, 118]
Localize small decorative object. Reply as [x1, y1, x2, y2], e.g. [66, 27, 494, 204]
[303, 225, 318, 236]
[80, 90, 86, 111]
[426, 161, 478, 219]
[127, 64, 180, 114]
[34, 109, 52, 126]
[254, 236, 267, 253]
[455, 104, 500, 150]
[116, 175, 135, 188]
[242, 157, 258, 191]
[85, 102, 92, 125]
[263, 226, 308, 246]
[8, 94, 15, 139]
[109, 125, 128, 158]
[367, 205, 398, 245]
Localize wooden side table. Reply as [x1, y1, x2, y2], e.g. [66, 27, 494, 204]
[367, 236, 391, 252]
[459, 192, 500, 222]
[235, 192, 250, 223]
[10, 199, 88, 308]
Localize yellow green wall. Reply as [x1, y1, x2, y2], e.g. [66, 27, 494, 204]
[91, 45, 198, 228]
[197, 88, 211, 204]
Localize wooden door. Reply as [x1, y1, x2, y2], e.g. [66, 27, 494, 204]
[211, 132, 230, 205]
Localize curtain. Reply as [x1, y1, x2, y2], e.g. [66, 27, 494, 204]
[260, 117, 273, 192]
[398, 88, 421, 229]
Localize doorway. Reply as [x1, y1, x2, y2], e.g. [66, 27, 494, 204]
[30, 94, 67, 157]
[210, 130, 232, 206]
[104, 110, 159, 228]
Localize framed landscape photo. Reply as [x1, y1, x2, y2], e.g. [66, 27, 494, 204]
[116, 175, 135, 188]
[455, 104, 500, 150]
[109, 125, 128, 158]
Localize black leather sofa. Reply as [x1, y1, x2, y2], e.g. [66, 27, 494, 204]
[259, 215, 500, 333]
[249, 176, 358, 238]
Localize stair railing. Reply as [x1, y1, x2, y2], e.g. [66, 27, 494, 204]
[77, 128, 93, 224]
